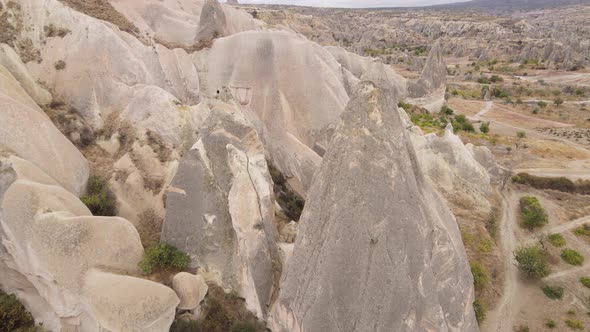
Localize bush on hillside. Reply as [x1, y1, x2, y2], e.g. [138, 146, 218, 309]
[80, 176, 117, 216]
[139, 243, 190, 274]
[547, 233, 566, 247]
[513, 244, 550, 278]
[519, 196, 548, 230]
[0, 290, 39, 332]
[470, 262, 489, 289]
[541, 285, 564, 300]
[561, 249, 584, 266]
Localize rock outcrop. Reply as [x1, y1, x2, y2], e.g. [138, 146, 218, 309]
[161, 96, 279, 319]
[195, 30, 350, 190]
[407, 40, 447, 113]
[410, 124, 492, 212]
[172, 272, 208, 317]
[270, 82, 477, 332]
[0, 63, 180, 331]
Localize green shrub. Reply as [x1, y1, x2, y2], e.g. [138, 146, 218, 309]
[580, 277, 590, 288]
[231, 322, 257, 332]
[490, 75, 503, 83]
[398, 101, 413, 112]
[519, 196, 548, 230]
[470, 262, 489, 289]
[170, 319, 201, 332]
[517, 131, 527, 138]
[0, 290, 37, 332]
[537, 100, 548, 108]
[269, 163, 305, 221]
[511, 173, 575, 192]
[479, 122, 490, 134]
[515, 325, 530, 332]
[547, 233, 566, 247]
[542, 285, 564, 299]
[564, 319, 584, 330]
[574, 224, 590, 237]
[477, 240, 492, 253]
[455, 114, 467, 123]
[473, 298, 485, 325]
[513, 244, 550, 278]
[81, 176, 117, 216]
[554, 97, 564, 107]
[462, 122, 475, 132]
[139, 243, 190, 274]
[545, 319, 557, 328]
[561, 249, 584, 266]
[441, 105, 454, 115]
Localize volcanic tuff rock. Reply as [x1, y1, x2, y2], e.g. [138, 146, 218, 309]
[270, 82, 477, 332]
[172, 272, 209, 314]
[0, 63, 179, 331]
[161, 96, 279, 319]
[410, 124, 492, 212]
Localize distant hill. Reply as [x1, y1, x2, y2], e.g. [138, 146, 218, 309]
[431, 0, 590, 11]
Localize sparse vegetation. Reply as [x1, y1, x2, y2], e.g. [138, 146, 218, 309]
[564, 319, 584, 330]
[545, 319, 557, 328]
[473, 298, 486, 325]
[580, 277, 590, 288]
[517, 131, 527, 139]
[561, 249, 584, 266]
[268, 163, 305, 221]
[80, 176, 117, 216]
[518, 196, 548, 230]
[541, 285, 564, 300]
[470, 262, 490, 289]
[515, 325, 530, 332]
[511, 173, 590, 195]
[513, 244, 550, 278]
[171, 284, 265, 332]
[547, 233, 566, 247]
[139, 243, 190, 274]
[574, 224, 590, 237]
[54, 60, 66, 70]
[477, 239, 492, 253]
[479, 122, 490, 134]
[0, 290, 40, 332]
[398, 101, 413, 112]
[441, 105, 454, 115]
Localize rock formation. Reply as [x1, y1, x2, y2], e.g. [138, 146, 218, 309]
[0, 63, 179, 331]
[270, 82, 477, 331]
[172, 272, 208, 318]
[410, 124, 492, 212]
[161, 95, 279, 319]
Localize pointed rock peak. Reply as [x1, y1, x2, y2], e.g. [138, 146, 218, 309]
[270, 81, 477, 331]
[196, 0, 228, 44]
[444, 122, 454, 135]
[420, 39, 446, 91]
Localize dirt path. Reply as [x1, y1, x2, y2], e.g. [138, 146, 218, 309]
[484, 174, 590, 331]
[514, 168, 590, 180]
[473, 101, 493, 120]
[482, 188, 520, 332]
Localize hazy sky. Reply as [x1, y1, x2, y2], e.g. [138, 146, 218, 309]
[228, 0, 471, 8]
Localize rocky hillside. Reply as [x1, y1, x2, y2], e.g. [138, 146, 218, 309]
[0, 0, 497, 331]
[248, 4, 590, 71]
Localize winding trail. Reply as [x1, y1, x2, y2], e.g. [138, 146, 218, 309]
[482, 177, 590, 330]
[482, 188, 519, 332]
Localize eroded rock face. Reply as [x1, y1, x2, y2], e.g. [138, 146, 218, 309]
[194, 30, 349, 190]
[161, 97, 279, 319]
[407, 40, 447, 113]
[410, 124, 492, 212]
[0, 63, 179, 332]
[270, 82, 477, 332]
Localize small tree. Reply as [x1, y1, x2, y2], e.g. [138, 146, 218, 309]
[519, 196, 549, 230]
[517, 131, 527, 139]
[513, 244, 550, 278]
[480, 122, 490, 134]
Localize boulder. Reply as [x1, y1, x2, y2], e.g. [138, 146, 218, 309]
[270, 82, 477, 332]
[172, 272, 208, 312]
